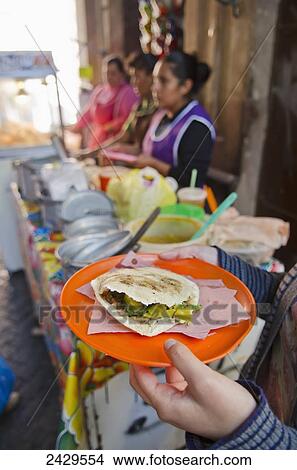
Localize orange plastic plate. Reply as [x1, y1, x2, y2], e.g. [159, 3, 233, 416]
[60, 254, 256, 367]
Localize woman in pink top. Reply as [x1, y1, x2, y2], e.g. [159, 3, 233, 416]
[73, 56, 138, 149]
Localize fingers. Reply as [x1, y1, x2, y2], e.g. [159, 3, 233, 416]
[164, 339, 213, 394]
[129, 365, 153, 405]
[160, 246, 218, 266]
[165, 365, 185, 383]
[131, 365, 159, 405]
[165, 366, 187, 392]
[111, 144, 121, 152]
[131, 364, 186, 402]
[129, 159, 138, 168]
[160, 247, 194, 260]
[131, 364, 181, 409]
[130, 364, 187, 426]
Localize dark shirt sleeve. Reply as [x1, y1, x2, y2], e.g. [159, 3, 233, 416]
[217, 248, 284, 305]
[168, 121, 213, 187]
[186, 380, 297, 450]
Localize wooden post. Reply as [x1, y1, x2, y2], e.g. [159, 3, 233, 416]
[184, 0, 255, 177]
[184, 0, 201, 53]
[108, 0, 125, 54]
[236, 0, 280, 214]
[85, 0, 102, 85]
[215, 1, 255, 174]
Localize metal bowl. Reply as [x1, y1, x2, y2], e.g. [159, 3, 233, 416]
[60, 189, 114, 222]
[63, 215, 120, 239]
[56, 230, 132, 279]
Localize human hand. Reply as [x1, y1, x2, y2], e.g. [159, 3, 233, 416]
[110, 143, 140, 156]
[130, 340, 256, 441]
[131, 154, 156, 169]
[108, 143, 123, 153]
[160, 245, 219, 266]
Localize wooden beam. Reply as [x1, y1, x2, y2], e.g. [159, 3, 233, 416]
[108, 0, 125, 55]
[85, 0, 101, 85]
[215, 1, 255, 174]
[123, 0, 141, 56]
[184, 0, 200, 53]
[198, 0, 222, 118]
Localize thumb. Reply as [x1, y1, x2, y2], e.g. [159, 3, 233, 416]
[164, 339, 213, 394]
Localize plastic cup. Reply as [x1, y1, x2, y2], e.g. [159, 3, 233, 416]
[165, 176, 178, 193]
[177, 187, 207, 208]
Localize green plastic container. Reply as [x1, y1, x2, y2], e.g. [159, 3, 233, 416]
[161, 203, 205, 221]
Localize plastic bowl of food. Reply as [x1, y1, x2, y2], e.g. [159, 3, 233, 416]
[161, 203, 205, 221]
[126, 214, 203, 253]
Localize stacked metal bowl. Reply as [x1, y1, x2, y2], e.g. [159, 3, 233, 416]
[56, 190, 131, 279]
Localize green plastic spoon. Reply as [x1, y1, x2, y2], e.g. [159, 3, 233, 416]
[191, 192, 238, 240]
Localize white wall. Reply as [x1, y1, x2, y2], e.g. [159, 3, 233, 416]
[0, 0, 81, 124]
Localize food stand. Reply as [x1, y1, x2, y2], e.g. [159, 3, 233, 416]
[11, 181, 186, 450]
[0, 51, 63, 272]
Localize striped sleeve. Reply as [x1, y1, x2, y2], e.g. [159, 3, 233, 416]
[186, 381, 297, 450]
[217, 248, 283, 304]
